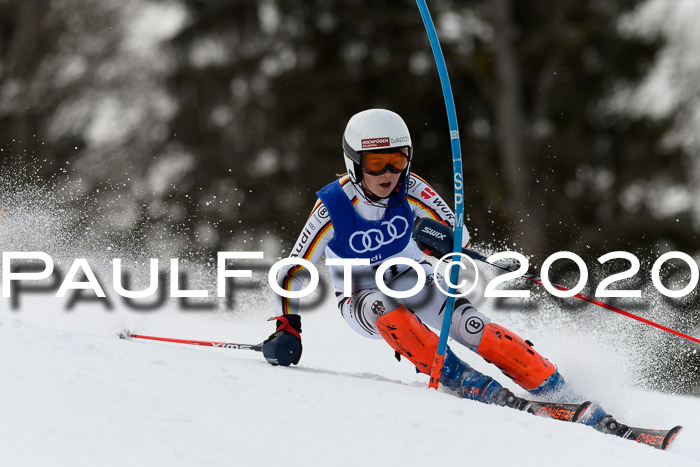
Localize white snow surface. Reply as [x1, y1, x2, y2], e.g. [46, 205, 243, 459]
[1, 289, 699, 467]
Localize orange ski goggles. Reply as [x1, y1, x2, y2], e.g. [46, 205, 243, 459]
[361, 149, 409, 176]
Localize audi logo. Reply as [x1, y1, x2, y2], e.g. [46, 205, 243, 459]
[349, 216, 409, 253]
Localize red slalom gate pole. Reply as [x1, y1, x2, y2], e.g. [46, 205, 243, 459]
[119, 330, 263, 352]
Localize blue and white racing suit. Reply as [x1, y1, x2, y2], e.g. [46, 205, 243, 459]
[275, 173, 490, 352]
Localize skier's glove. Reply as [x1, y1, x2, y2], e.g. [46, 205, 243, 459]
[262, 314, 302, 366]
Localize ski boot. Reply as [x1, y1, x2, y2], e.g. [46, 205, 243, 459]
[528, 369, 568, 399]
[441, 348, 532, 410]
[528, 370, 610, 427]
[596, 414, 631, 438]
[493, 388, 530, 410]
[440, 346, 505, 404]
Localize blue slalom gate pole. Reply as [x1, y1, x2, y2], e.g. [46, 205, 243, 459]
[415, 0, 465, 389]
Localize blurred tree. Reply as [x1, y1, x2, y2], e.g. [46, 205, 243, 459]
[0, 0, 120, 177]
[162, 0, 455, 253]
[615, 0, 700, 248]
[0, 0, 694, 260]
[0, 0, 187, 253]
[449, 0, 694, 259]
[160, 0, 694, 260]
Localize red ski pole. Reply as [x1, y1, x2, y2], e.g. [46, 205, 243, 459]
[119, 330, 263, 352]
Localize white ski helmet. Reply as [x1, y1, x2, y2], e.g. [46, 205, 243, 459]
[342, 109, 413, 184]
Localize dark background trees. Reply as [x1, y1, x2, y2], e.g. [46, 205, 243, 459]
[3, 0, 694, 260]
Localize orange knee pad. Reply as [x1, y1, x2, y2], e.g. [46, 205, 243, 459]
[477, 323, 555, 390]
[376, 305, 438, 375]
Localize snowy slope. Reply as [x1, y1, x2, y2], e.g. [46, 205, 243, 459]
[1, 290, 699, 467]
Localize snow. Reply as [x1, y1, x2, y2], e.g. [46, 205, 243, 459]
[1, 289, 699, 467]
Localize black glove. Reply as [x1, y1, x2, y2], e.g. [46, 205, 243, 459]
[262, 314, 302, 366]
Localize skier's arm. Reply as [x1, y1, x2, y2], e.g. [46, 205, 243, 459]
[263, 200, 333, 366]
[407, 173, 470, 248]
[274, 199, 334, 316]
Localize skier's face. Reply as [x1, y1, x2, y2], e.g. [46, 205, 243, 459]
[361, 170, 401, 198]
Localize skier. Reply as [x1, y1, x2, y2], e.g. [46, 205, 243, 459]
[262, 108, 613, 430]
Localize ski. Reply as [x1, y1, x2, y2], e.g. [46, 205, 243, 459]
[527, 399, 591, 422]
[598, 416, 683, 450]
[628, 425, 683, 451]
[499, 391, 591, 423]
[510, 397, 684, 449]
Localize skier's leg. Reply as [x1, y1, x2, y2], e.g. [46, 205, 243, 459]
[476, 322, 557, 390]
[394, 262, 570, 398]
[375, 302, 505, 404]
[475, 319, 611, 426]
[376, 303, 438, 375]
[380, 263, 510, 403]
[449, 299, 569, 397]
[391, 262, 610, 425]
[444, 292, 609, 424]
[336, 289, 398, 339]
[337, 280, 505, 403]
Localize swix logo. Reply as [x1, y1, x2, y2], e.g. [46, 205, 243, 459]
[421, 226, 446, 240]
[361, 137, 390, 149]
[349, 215, 409, 253]
[421, 187, 436, 199]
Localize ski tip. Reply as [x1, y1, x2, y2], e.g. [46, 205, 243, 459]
[662, 426, 683, 451]
[572, 401, 592, 423]
[118, 329, 132, 340]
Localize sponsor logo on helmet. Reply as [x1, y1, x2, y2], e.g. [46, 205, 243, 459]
[391, 136, 409, 145]
[361, 137, 390, 149]
[349, 215, 409, 253]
